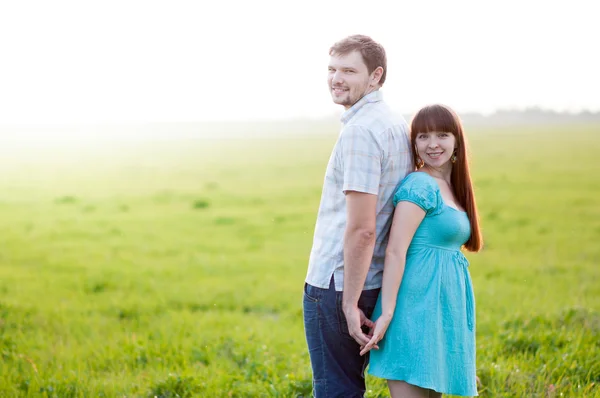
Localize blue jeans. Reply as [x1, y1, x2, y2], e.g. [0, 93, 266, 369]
[303, 276, 380, 398]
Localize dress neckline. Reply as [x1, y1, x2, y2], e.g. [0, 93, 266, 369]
[413, 172, 467, 213]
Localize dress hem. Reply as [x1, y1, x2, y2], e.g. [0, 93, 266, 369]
[367, 371, 478, 397]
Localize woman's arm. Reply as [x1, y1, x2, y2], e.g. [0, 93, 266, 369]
[360, 201, 425, 355]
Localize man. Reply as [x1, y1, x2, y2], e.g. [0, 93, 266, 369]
[303, 35, 413, 397]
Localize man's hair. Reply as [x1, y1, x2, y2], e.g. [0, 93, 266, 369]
[329, 35, 387, 85]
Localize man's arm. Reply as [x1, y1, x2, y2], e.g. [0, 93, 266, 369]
[342, 190, 378, 346]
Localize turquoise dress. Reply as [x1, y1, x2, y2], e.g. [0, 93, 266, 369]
[368, 172, 477, 397]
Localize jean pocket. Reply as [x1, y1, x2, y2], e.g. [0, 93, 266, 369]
[303, 283, 321, 303]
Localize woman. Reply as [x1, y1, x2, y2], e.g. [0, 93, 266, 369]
[363, 104, 483, 397]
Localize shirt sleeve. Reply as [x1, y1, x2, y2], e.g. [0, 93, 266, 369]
[339, 125, 382, 195]
[393, 172, 441, 214]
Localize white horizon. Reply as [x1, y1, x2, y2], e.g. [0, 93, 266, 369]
[1, 0, 598, 127]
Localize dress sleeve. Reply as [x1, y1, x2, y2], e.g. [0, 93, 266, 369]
[392, 172, 441, 215]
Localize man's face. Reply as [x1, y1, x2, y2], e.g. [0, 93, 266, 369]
[327, 51, 373, 109]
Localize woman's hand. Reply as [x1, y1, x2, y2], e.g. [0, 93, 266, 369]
[359, 313, 392, 356]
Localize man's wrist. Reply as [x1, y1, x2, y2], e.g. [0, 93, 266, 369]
[342, 300, 358, 314]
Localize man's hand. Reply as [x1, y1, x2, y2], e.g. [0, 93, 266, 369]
[359, 314, 392, 356]
[343, 305, 375, 347]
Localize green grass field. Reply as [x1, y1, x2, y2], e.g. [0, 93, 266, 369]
[0, 123, 599, 397]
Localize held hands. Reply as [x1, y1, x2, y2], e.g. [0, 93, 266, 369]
[359, 314, 392, 356]
[343, 305, 376, 348]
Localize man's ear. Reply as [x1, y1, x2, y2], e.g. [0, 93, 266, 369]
[371, 66, 384, 86]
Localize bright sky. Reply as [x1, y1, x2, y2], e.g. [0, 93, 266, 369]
[0, 0, 598, 125]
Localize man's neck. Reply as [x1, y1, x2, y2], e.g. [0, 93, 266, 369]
[344, 88, 381, 110]
[364, 86, 379, 97]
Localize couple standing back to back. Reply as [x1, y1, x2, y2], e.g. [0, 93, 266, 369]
[303, 34, 483, 398]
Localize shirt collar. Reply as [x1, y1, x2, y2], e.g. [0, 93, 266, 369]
[340, 90, 383, 125]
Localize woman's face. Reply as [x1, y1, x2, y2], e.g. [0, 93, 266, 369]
[415, 131, 457, 169]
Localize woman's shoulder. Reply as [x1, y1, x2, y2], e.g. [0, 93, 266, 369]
[400, 171, 438, 190]
[394, 172, 441, 212]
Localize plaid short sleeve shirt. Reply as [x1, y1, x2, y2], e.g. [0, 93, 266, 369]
[305, 91, 413, 291]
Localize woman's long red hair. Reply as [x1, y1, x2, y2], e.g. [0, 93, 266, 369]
[410, 104, 483, 252]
